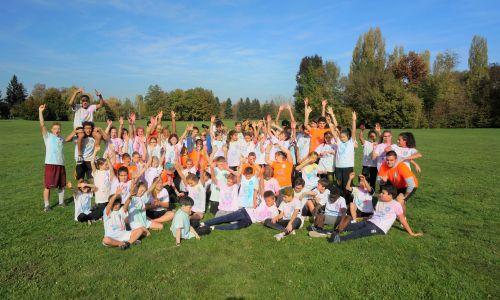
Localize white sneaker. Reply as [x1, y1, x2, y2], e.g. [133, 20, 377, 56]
[274, 232, 285, 241]
[308, 231, 328, 238]
[290, 230, 296, 235]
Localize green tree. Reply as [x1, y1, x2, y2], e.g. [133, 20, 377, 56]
[44, 88, 68, 121]
[250, 98, 261, 119]
[467, 35, 490, 127]
[5, 75, 27, 116]
[489, 64, 500, 127]
[135, 95, 146, 119]
[224, 98, 233, 119]
[293, 55, 327, 118]
[0, 89, 8, 119]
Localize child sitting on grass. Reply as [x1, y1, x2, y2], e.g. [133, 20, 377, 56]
[126, 179, 164, 232]
[68, 179, 96, 224]
[303, 178, 331, 216]
[346, 172, 374, 222]
[328, 185, 423, 243]
[171, 196, 210, 247]
[210, 161, 240, 217]
[102, 186, 149, 250]
[199, 191, 279, 231]
[308, 186, 347, 237]
[264, 187, 302, 241]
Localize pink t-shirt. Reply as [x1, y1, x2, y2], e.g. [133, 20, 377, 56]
[217, 182, 240, 212]
[264, 178, 280, 194]
[245, 202, 279, 223]
[369, 200, 403, 233]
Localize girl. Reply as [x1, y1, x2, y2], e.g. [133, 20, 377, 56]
[104, 119, 123, 162]
[262, 166, 280, 196]
[264, 187, 302, 241]
[335, 111, 357, 197]
[91, 147, 114, 219]
[358, 127, 378, 190]
[346, 172, 374, 222]
[296, 151, 320, 192]
[315, 131, 336, 185]
[210, 161, 240, 217]
[189, 139, 209, 173]
[389, 132, 422, 172]
[147, 137, 162, 161]
[144, 154, 164, 188]
[175, 162, 207, 221]
[127, 179, 164, 231]
[68, 179, 96, 224]
[146, 177, 175, 223]
[225, 130, 242, 171]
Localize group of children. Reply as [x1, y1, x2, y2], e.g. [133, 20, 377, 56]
[39, 90, 423, 250]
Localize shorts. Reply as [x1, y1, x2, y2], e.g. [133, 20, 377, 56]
[76, 162, 93, 180]
[397, 188, 418, 201]
[106, 230, 131, 242]
[146, 210, 167, 220]
[44, 164, 66, 189]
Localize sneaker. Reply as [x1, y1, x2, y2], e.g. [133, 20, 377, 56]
[306, 225, 316, 232]
[87, 220, 96, 226]
[43, 206, 52, 212]
[308, 231, 328, 238]
[274, 232, 286, 241]
[133, 240, 142, 246]
[327, 232, 341, 243]
[119, 242, 130, 250]
[289, 230, 296, 236]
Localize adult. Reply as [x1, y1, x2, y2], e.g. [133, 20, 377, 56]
[68, 88, 104, 163]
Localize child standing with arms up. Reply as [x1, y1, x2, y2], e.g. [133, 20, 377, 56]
[335, 111, 357, 197]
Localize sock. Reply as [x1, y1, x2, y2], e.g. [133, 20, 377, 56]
[58, 189, 65, 205]
[44, 199, 50, 207]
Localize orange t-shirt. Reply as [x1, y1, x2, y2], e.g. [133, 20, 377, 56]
[113, 163, 137, 180]
[242, 163, 259, 175]
[271, 161, 293, 187]
[189, 150, 208, 171]
[309, 128, 330, 153]
[161, 170, 175, 186]
[378, 162, 419, 190]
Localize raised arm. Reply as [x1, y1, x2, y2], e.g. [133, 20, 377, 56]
[68, 87, 83, 106]
[171, 111, 177, 135]
[118, 116, 124, 138]
[326, 106, 338, 128]
[275, 105, 284, 124]
[304, 105, 313, 131]
[128, 112, 136, 138]
[94, 89, 105, 110]
[264, 143, 273, 165]
[321, 99, 327, 117]
[90, 146, 100, 173]
[351, 111, 357, 141]
[106, 185, 123, 215]
[38, 104, 48, 137]
[174, 162, 188, 186]
[104, 119, 113, 137]
[286, 104, 296, 124]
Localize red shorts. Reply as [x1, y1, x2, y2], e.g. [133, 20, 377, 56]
[44, 164, 66, 189]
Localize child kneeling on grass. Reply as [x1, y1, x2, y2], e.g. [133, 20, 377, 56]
[327, 185, 423, 243]
[264, 187, 302, 241]
[171, 196, 211, 247]
[102, 186, 149, 250]
[199, 191, 279, 231]
[308, 186, 347, 237]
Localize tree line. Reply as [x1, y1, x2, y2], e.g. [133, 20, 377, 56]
[0, 27, 498, 127]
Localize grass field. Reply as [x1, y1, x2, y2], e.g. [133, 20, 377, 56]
[0, 120, 499, 299]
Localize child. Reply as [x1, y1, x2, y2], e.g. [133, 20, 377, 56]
[110, 165, 145, 204]
[199, 191, 279, 231]
[372, 129, 393, 170]
[265, 145, 294, 189]
[102, 186, 149, 250]
[91, 148, 114, 218]
[264, 187, 302, 241]
[171, 196, 208, 246]
[335, 111, 357, 197]
[295, 152, 320, 192]
[68, 179, 96, 223]
[262, 166, 281, 196]
[346, 172, 374, 222]
[304, 178, 331, 216]
[308, 187, 347, 236]
[38, 104, 69, 211]
[146, 177, 175, 223]
[175, 162, 206, 220]
[238, 165, 259, 208]
[327, 185, 423, 243]
[210, 162, 240, 217]
[144, 154, 164, 188]
[178, 158, 197, 193]
[225, 130, 242, 171]
[303, 99, 332, 153]
[208, 156, 232, 214]
[358, 127, 378, 190]
[127, 180, 164, 231]
[315, 131, 336, 185]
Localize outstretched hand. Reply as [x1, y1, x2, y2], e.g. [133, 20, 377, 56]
[39, 104, 46, 112]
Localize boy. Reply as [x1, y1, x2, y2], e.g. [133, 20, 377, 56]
[308, 187, 347, 236]
[328, 185, 423, 243]
[38, 104, 71, 211]
[264, 187, 302, 241]
[304, 178, 331, 216]
[171, 196, 204, 246]
[238, 166, 259, 208]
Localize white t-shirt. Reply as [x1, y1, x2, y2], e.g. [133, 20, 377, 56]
[92, 169, 112, 204]
[278, 199, 302, 220]
[263, 178, 280, 195]
[43, 133, 65, 165]
[110, 179, 132, 204]
[315, 188, 331, 206]
[324, 196, 347, 217]
[73, 136, 95, 161]
[362, 140, 377, 167]
[369, 200, 404, 234]
[240, 140, 256, 158]
[104, 137, 123, 162]
[238, 176, 259, 208]
[254, 140, 268, 165]
[211, 140, 225, 158]
[217, 182, 240, 212]
[145, 166, 163, 188]
[375, 143, 391, 170]
[335, 138, 355, 168]
[210, 167, 229, 202]
[301, 163, 319, 191]
[147, 145, 162, 161]
[352, 187, 374, 213]
[148, 188, 169, 212]
[164, 143, 182, 166]
[103, 208, 128, 238]
[187, 182, 206, 213]
[73, 104, 97, 128]
[315, 143, 336, 172]
[296, 134, 311, 162]
[227, 141, 241, 167]
[128, 194, 151, 229]
[74, 191, 92, 221]
[391, 145, 418, 169]
[269, 137, 290, 162]
[245, 202, 279, 223]
[179, 167, 197, 192]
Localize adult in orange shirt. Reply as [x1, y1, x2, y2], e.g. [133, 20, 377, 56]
[377, 150, 418, 213]
[304, 98, 335, 153]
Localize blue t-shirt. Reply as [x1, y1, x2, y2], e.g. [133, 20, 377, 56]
[44, 133, 65, 165]
[170, 209, 194, 239]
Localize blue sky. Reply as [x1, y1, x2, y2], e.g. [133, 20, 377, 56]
[0, 0, 499, 102]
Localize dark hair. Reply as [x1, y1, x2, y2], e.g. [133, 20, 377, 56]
[318, 178, 329, 188]
[234, 121, 242, 126]
[340, 128, 351, 139]
[329, 186, 341, 202]
[281, 119, 290, 128]
[227, 130, 237, 145]
[214, 156, 226, 163]
[96, 158, 106, 167]
[121, 128, 128, 139]
[380, 184, 397, 198]
[109, 194, 122, 205]
[263, 191, 276, 199]
[399, 132, 416, 148]
[117, 167, 128, 175]
[368, 130, 377, 137]
[294, 177, 305, 187]
[192, 126, 199, 132]
[379, 130, 392, 143]
[317, 116, 327, 124]
[244, 167, 254, 175]
[281, 130, 291, 141]
[122, 153, 131, 160]
[179, 196, 194, 206]
[386, 150, 398, 159]
[80, 94, 90, 101]
[248, 152, 256, 157]
[82, 121, 94, 129]
[215, 120, 224, 127]
[275, 151, 286, 159]
[169, 133, 179, 144]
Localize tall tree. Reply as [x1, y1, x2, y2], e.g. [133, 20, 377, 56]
[5, 75, 27, 116]
[0, 89, 9, 119]
[224, 98, 233, 119]
[467, 35, 490, 126]
[489, 64, 500, 127]
[135, 95, 146, 119]
[293, 55, 327, 119]
[250, 98, 261, 119]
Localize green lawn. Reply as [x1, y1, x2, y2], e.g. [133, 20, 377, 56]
[0, 120, 499, 299]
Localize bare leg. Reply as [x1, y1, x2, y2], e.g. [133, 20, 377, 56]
[149, 221, 164, 230]
[92, 130, 102, 150]
[77, 132, 85, 158]
[153, 211, 175, 223]
[129, 227, 148, 244]
[191, 212, 204, 220]
[102, 237, 125, 247]
[349, 202, 357, 221]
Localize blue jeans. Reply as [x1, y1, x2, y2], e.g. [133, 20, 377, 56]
[264, 218, 301, 233]
[338, 221, 385, 242]
[203, 208, 253, 230]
